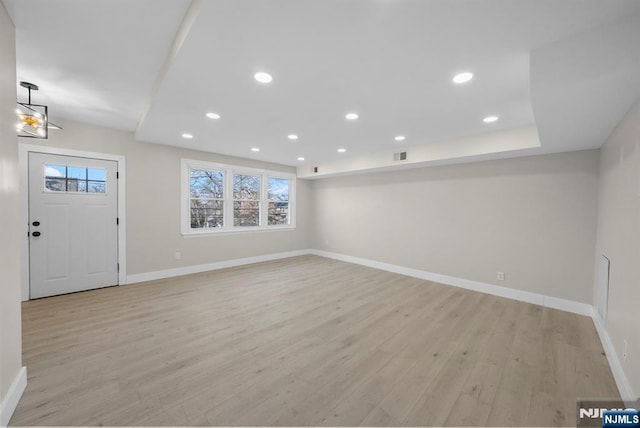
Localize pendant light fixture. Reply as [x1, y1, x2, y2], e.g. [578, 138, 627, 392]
[16, 81, 62, 138]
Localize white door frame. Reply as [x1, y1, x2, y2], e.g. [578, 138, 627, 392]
[19, 143, 127, 301]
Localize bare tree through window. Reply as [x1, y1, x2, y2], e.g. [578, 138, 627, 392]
[233, 174, 260, 226]
[268, 177, 289, 225]
[190, 169, 224, 228]
[183, 160, 295, 234]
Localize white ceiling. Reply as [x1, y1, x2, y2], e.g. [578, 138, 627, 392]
[6, 0, 640, 172]
[6, 0, 191, 131]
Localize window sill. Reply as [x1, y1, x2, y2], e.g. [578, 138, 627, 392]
[182, 225, 296, 238]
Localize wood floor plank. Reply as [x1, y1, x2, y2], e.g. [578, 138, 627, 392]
[10, 255, 619, 427]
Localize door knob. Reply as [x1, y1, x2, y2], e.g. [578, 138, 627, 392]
[32, 231, 41, 237]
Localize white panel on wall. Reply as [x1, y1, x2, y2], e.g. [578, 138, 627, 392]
[597, 254, 610, 322]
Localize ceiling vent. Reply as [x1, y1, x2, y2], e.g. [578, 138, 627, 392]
[393, 151, 408, 161]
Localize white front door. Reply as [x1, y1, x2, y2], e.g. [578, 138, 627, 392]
[28, 152, 119, 298]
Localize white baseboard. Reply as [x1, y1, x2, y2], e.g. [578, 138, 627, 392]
[310, 249, 593, 316]
[126, 249, 312, 284]
[311, 249, 636, 402]
[543, 295, 593, 317]
[122, 247, 634, 404]
[0, 366, 27, 427]
[126, 248, 592, 316]
[591, 310, 637, 405]
[126, 247, 590, 316]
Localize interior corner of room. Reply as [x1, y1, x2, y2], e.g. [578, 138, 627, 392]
[1, 1, 640, 426]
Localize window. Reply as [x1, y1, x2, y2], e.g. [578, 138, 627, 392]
[190, 169, 224, 229]
[268, 177, 289, 225]
[233, 173, 261, 227]
[182, 159, 295, 235]
[44, 164, 106, 193]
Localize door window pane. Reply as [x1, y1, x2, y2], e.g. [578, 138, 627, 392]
[44, 164, 106, 194]
[44, 165, 66, 191]
[45, 164, 65, 178]
[88, 168, 106, 181]
[88, 181, 106, 193]
[67, 166, 86, 180]
[45, 178, 66, 192]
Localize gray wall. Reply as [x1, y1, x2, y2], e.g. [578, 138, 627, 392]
[26, 119, 311, 276]
[0, 0, 23, 408]
[595, 98, 640, 396]
[311, 150, 600, 303]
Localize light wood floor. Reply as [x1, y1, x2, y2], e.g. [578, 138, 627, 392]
[11, 255, 618, 427]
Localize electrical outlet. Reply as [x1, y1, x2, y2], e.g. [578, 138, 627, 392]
[623, 339, 628, 360]
[175, 251, 181, 261]
[497, 271, 505, 281]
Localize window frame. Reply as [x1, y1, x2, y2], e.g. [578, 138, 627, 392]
[181, 159, 296, 236]
[43, 164, 108, 195]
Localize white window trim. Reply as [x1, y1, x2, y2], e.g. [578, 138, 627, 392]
[181, 159, 296, 236]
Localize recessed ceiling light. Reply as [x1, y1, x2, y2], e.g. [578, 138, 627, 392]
[394, 135, 406, 141]
[345, 112, 359, 120]
[182, 133, 193, 139]
[254, 72, 273, 84]
[206, 112, 221, 119]
[251, 147, 260, 152]
[483, 115, 499, 123]
[337, 148, 347, 153]
[452, 72, 474, 84]
[288, 134, 298, 140]
[297, 157, 305, 161]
